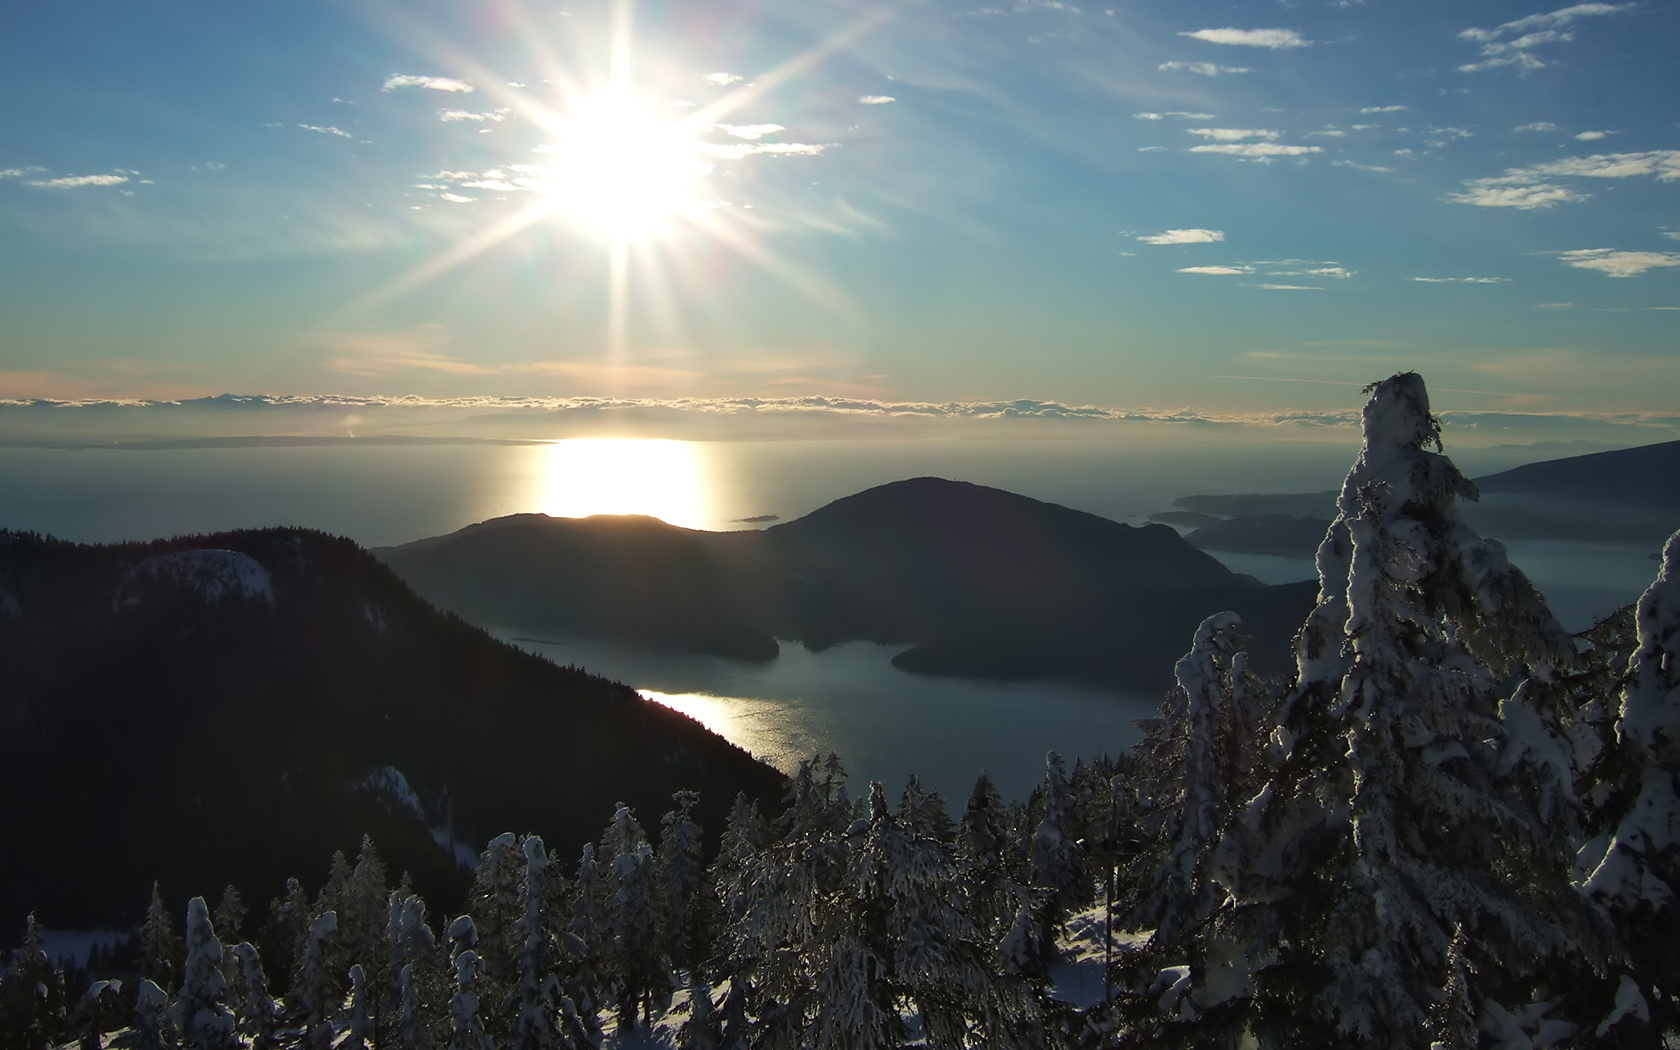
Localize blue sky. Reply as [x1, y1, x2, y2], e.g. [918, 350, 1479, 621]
[2, 0, 1677, 441]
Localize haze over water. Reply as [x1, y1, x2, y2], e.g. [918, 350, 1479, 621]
[4, 432, 1661, 804]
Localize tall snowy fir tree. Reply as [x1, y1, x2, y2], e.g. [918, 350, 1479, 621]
[1578, 528, 1680, 1042]
[139, 882, 183, 992]
[172, 896, 235, 1050]
[1153, 372, 1602, 1049]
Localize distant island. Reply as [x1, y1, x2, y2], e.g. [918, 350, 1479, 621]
[375, 477, 1319, 694]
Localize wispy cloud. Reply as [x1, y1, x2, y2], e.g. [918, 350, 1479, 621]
[1449, 150, 1680, 208]
[1188, 143, 1322, 161]
[1270, 266, 1353, 279]
[439, 109, 510, 123]
[699, 142, 831, 160]
[382, 74, 474, 93]
[702, 72, 745, 86]
[298, 124, 353, 138]
[1139, 228, 1224, 245]
[716, 123, 786, 139]
[0, 167, 47, 179]
[1359, 105, 1407, 114]
[1180, 27, 1310, 48]
[1158, 61, 1250, 76]
[1186, 128, 1279, 141]
[1552, 249, 1680, 278]
[1178, 265, 1252, 275]
[22, 173, 132, 188]
[1573, 130, 1614, 141]
[1514, 121, 1561, 132]
[857, 95, 896, 105]
[1331, 159, 1394, 173]
[1247, 283, 1324, 290]
[1458, 3, 1632, 72]
[1413, 276, 1510, 283]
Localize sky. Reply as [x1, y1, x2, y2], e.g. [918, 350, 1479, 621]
[2, 0, 1677, 446]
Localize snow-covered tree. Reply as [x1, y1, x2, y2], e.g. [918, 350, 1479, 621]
[657, 791, 709, 976]
[447, 946, 493, 1050]
[229, 943, 278, 1050]
[259, 877, 310, 988]
[509, 835, 569, 1050]
[1188, 372, 1596, 1048]
[125, 979, 176, 1050]
[138, 882, 183, 991]
[172, 896, 235, 1050]
[1129, 612, 1277, 947]
[387, 893, 443, 1050]
[343, 964, 371, 1050]
[1021, 751, 1084, 977]
[0, 913, 67, 1050]
[344, 836, 390, 976]
[468, 832, 524, 988]
[290, 910, 339, 1049]
[609, 839, 663, 1028]
[1577, 528, 1680, 1041]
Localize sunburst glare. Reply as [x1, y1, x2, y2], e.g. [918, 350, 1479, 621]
[533, 91, 711, 242]
[541, 438, 708, 528]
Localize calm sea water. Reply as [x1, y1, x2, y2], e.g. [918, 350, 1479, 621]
[2, 438, 1663, 803]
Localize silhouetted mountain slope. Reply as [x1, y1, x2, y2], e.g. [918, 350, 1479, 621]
[0, 528, 784, 933]
[378, 478, 1316, 692]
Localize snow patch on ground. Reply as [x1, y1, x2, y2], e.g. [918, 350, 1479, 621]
[1050, 904, 1143, 1008]
[118, 548, 275, 609]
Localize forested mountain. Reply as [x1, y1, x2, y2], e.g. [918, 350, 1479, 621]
[0, 528, 785, 935]
[376, 477, 1318, 692]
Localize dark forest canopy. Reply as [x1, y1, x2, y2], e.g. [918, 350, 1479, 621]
[0, 526, 785, 936]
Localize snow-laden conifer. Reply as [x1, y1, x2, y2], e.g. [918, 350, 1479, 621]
[126, 978, 176, 1050]
[1022, 751, 1084, 976]
[343, 963, 370, 1050]
[657, 791, 708, 976]
[172, 896, 235, 1050]
[1576, 528, 1680, 1040]
[290, 910, 338, 1049]
[229, 943, 278, 1050]
[509, 835, 569, 1050]
[387, 893, 442, 1050]
[1130, 612, 1274, 948]
[138, 882, 183, 991]
[610, 840, 663, 1028]
[1202, 372, 1594, 1049]
[468, 832, 524, 988]
[447, 947, 493, 1050]
[2, 913, 67, 1050]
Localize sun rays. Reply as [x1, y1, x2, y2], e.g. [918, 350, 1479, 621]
[346, 0, 901, 376]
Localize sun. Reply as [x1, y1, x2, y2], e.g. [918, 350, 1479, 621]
[537, 91, 710, 242]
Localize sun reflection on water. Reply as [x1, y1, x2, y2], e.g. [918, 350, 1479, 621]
[639, 690, 821, 775]
[541, 438, 709, 528]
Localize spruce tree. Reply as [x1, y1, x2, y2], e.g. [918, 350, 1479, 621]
[172, 896, 235, 1050]
[138, 882, 183, 991]
[657, 791, 709, 976]
[1193, 372, 1595, 1049]
[229, 943, 278, 1050]
[1577, 529, 1680, 1042]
